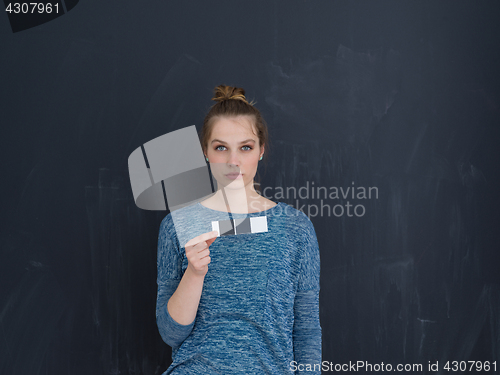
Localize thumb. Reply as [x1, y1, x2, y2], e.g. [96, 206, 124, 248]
[206, 237, 217, 247]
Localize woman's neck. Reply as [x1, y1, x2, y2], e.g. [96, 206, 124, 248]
[211, 184, 262, 213]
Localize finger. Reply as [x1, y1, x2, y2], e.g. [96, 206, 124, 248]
[206, 237, 216, 247]
[199, 251, 210, 260]
[187, 245, 210, 261]
[185, 231, 219, 248]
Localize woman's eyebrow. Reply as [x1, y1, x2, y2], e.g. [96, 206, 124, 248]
[211, 139, 256, 144]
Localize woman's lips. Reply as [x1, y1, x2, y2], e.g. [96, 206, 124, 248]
[225, 173, 242, 179]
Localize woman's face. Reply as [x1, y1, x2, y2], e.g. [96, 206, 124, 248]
[205, 115, 263, 190]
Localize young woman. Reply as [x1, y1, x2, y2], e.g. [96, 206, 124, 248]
[156, 85, 321, 374]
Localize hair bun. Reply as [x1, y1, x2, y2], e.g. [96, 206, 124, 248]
[212, 84, 254, 105]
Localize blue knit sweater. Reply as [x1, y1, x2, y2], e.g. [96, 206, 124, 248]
[156, 201, 321, 374]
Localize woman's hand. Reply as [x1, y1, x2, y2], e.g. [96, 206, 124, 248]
[185, 231, 218, 277]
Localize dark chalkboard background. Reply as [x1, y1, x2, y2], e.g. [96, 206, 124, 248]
[1, 1, 499, 374]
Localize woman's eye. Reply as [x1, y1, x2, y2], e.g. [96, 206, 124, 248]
[214, 145, 253, 151]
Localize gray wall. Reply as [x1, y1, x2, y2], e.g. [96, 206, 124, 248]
[1, 1, 499, 374]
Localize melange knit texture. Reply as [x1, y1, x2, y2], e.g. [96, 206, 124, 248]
[156, 201, 321, 374]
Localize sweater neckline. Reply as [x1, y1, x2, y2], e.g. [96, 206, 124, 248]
[196, 201, 281, 216]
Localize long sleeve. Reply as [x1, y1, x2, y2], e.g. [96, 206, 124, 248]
[156, 214, 195, 348]
[292, 217, 322, 374]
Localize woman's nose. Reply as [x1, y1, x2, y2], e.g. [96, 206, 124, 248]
[227, 151, 240, 166]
